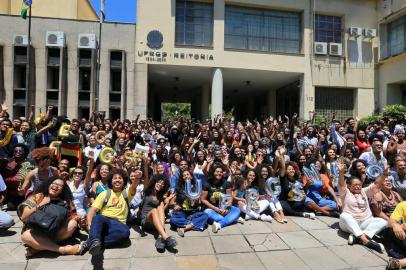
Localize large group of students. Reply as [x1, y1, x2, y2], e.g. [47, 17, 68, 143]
[0, 105, 405, 269]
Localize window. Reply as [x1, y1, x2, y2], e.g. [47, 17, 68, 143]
[315, 15, 342, 43]
[225, 6, 301, 53]
[388, 16, 406, 57]
[175, 0, 213, 47]
[315, 88, 354, 121]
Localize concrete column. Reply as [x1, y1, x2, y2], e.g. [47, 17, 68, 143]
[299, 73, 315, 120]
[355, 88, 374, 117]
[201, 84, 210, 120]
[125, 54, 135, 120]
[98, 47, 109, 117]
[134, 63, 148, 119]
[267, 89, 276, 117]
[211, 68, 223, 119]
[4, 45, 13, 117]
[213, 0, 225, 50]
[66, 48, 79, 119]
[34, 47, 46, 116]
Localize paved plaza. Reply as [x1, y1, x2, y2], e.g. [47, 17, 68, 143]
[0, 211, 389, 270]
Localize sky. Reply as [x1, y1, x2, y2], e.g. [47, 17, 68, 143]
[89, 0, 136, 23]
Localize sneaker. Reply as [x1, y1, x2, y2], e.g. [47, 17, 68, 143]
[329, 211, 340, 218]
[237, 217, 245, 224]
[212, 222, 221, 233]
[366, 240, 385, 253]
[78, 241, 89, 256]
[88, 239, 102, 256]
[245, 215, 254, 221]
[303, 212, 316, 219]
[348, 234, 356, 245]
[177, 228, 185, 237]
[155, 238, 165, 251]
[283, 218, 288, 223]
[260, 214, 273, 222]
[164, 236, 178, 248]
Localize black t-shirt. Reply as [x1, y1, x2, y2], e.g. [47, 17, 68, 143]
[202, 179, 231, 207]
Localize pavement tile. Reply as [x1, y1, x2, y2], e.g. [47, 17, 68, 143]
[0, 227, 22, 244]
[245, 233, 289, 252]
[0, 243, 27, 263]
[277, 231, 323, 249]
[217, 252, 265, 270]
[103, 243, 136, 259]
[209, 224, 242, 236]
[211, 235, 252, 254]
[257, 250, 311, 270]
[266, 219, 303, 233]
[307, 229, 348, 246]
[238, 220, 273, 235]
[294, 247, 351, 270]
[84, 258, 131, 270]
[176, 255, 219, 270]
[0, 262, 31, 270]
[317, 216, 340, 228]
[290, 217, 330, 230]
[31, 260, 87, 270]
[329, 245, 387, 268]
[130, 256, 176, 270]
[175, 236, 214, 256]
[133, 238, 174, 258]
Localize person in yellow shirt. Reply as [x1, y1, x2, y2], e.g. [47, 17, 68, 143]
[387, 201, 406, 269]
[79, 168, 139, 256]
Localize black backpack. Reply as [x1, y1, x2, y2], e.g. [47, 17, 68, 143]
[28, 199, 69, 235]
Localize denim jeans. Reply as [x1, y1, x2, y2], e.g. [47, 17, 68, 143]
[88, 215, 130, 248]
[170, 210, 208, 231]
[0, 210, 14, 229]
[204, 206, 240, 228]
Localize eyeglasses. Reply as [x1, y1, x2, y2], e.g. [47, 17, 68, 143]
[73, 171, 83, 175]
[51, 182, 64, 189]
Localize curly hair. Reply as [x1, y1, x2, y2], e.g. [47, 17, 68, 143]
[108, 168, 129, 190]
[32, 147, 53, 160]
[144, 174, 169, 200]
[94, 163, 112, 181]
[34, 176, 73, 202]
[285, 161, 302, 179]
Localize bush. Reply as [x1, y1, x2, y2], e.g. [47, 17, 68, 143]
[382, 104, 406, 120]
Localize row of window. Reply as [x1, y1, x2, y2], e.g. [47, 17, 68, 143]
[388, 15, 406, 57]
[175, 0, 342, 53]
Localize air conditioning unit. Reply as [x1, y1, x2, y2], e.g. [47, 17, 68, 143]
[349, 27, 363, 37]
[329, 43, 343, 56]
[78, 34, 96, 49]
[46, 31, 65, 47]
[314, 42, 328, 55]
[13, 35, 29, 46]
[364, 28, 377, 38]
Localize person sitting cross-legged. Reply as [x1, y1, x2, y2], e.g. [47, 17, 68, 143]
[80, 168, 139, 256]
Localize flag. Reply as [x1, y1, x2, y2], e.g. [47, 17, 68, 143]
[100, 0, 105, 23]
[21, 0, 32, 20]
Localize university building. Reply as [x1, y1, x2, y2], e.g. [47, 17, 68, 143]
[0, 0, 405, 121]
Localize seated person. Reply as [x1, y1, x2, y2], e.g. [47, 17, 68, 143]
[387, 201, 406, 269]
[371, 175, 402, 221]
[18, 176, 80, 257]
[337, 161, 388, 253]
[170, 170, 208, 236]
[0, 174, 14, 230]
[138, 174, 177, 252]
[80, 169, 139, 256]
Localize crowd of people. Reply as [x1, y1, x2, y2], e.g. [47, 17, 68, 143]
[0, 105, 406, 269]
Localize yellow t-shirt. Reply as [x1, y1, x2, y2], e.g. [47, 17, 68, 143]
[390, 201, 406, 223]
[92, 188, 134, 224]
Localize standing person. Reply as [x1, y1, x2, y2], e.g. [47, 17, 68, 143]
[337, 160, 388, 253]
[80, 169, 139, 255]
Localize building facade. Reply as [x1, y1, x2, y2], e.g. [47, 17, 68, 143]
[0, 0, 405, 120]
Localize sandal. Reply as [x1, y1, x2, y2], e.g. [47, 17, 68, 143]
[177, 228, 185, 237]
[60, 244, 81, 255]
[25, 246, 39, 258]
[387, 258, 401, 270]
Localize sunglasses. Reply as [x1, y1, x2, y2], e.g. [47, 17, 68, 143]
[73, 171, 83, 175]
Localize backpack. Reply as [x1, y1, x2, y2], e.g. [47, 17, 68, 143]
[27, 199, 69, 235]
[102, 189, 131, 224]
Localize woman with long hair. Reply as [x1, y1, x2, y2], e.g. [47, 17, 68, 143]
[18, 176, 81, 257]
